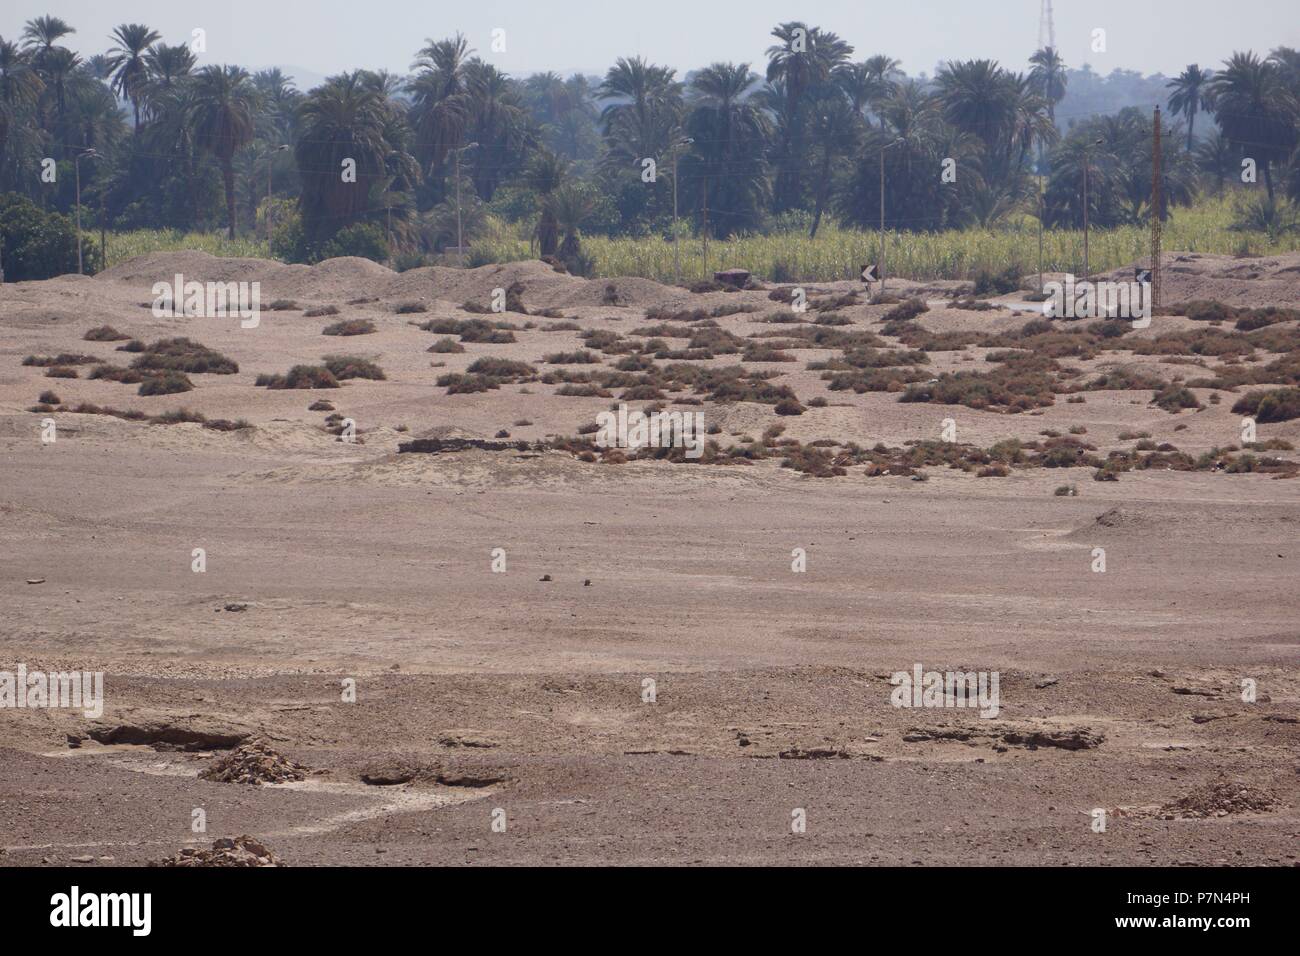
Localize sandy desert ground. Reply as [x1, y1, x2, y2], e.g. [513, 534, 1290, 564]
[1, 250, 1297, 866]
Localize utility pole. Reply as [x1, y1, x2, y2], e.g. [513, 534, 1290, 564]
[701, 177, 709, 279]
[1150, 106, 1163, 312]
[452, 142, 478, 267]
[670, 136, 693, 285]
[74, 148, 97, 275]
[267, 144, 289, 243]
[1037, 170, 1045, 293]
[1081, 138, 1102, 279]
[879, 138, 903, 294]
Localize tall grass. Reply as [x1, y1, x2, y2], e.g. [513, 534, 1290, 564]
[104, 194, 1300, 283]
[105, 229, 269, 268]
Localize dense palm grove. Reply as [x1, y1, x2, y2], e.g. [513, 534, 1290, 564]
[2, 15, 1299, 276]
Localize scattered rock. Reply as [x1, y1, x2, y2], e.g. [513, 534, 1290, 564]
[1000, 728, 1104, 750]
[1157, 781, 1278, 820]
[361, 759, 418, 786]
[1035, 677, 1060, 689]
[222, 602, 248, 612]
[155, 835, 280, 867]
[539, 574, 552, 582]
[88, 720, 249, 752]
[26, 578, 45, 585]
[778, 747, 850, 760]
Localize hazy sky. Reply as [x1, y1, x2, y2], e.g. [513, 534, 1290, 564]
[4, 0, 1297, 87]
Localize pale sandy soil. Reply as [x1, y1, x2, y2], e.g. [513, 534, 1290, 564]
[1, 251, 1297, 866]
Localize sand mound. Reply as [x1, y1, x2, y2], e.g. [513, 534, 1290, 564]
[1096, 252, 1300, 309]
[155, 835, 281, 867]
[198, 740, 307, 785]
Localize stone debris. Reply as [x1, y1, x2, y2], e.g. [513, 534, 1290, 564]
[1158, 781, 1278, 820]
[198, 740, 307, 786]
[155, 835, 280, 867]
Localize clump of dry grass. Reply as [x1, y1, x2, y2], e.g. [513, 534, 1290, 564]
[1232, 387, 1300, 422]
[1152, 384, 1203, 413]
[427, 337, 465, 353]
[418, 317, 518, 343]
[322, 355, 386, 380]
[304, 305, 340, 317]
[544, 350, 601, 364]
[138, 371, 194, 395]
[255, 365, 340, 389]
[322, 318, 376, 336]
[23, 353, 99, 367]
[130, 338, 238, 375]
[83, 325, 130, 341]
[88, 364, 146, 384]
[881, 298, 929, 322]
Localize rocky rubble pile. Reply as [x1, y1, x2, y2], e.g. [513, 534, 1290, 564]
[1159, 781, 1278, 819]
[155, 835, 280, 867]
[198, 740, 307, 785]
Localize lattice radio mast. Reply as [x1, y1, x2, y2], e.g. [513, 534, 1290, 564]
[1038, 0, 1056, 51]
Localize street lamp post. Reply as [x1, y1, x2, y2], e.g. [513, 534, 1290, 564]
[1082, 138, 1103, 279]
[74, 148, 97, 275]
[451, 142, 479, 267]
[267, 144, 289, 243]
[879, 138, 903, 294]
[669, 136, 693, 285]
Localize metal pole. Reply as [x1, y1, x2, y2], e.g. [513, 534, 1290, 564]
[1151, 106, 1163, 312]
[75, 157, 83, 275]
[1037, 172, 1044, 293]
[672, 147, 680, 285]
[266, 151, 273, 243]
[879, 146, 885, 292]
[1082, 152, 1089, 279]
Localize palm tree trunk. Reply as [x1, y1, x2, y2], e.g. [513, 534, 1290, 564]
[1187, 109, 1195, 152]
[1262, 161, 1274, 204]
[222, 155, 237, 239]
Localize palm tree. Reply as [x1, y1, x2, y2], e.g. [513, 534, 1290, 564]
[549, 182, 595, 272]
[526, 147, 568, 255]
[596, 56, 683, 171]
[189, 65, 258, 237]
[1208, 52, 1298, 202]
[407, 34, 473, 199]
[1167, 64, 1213, 150]
[295, 71, 392, 243]
[146, 43, 196, 89]
[684, 62, 771, 237]
[836, 55, 899, 123]
[1028, 47, 1068, 124]
[40, 46, 80, 127]
[107, 23, 162, 130]
[935, 60, 1018, 155]
[1194, 129, 1237, 193]
[764, 22, 853, 211]
[0, 38, 42, 156]
[21, 16, 74, 64]
[463, 60, 531, 200]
